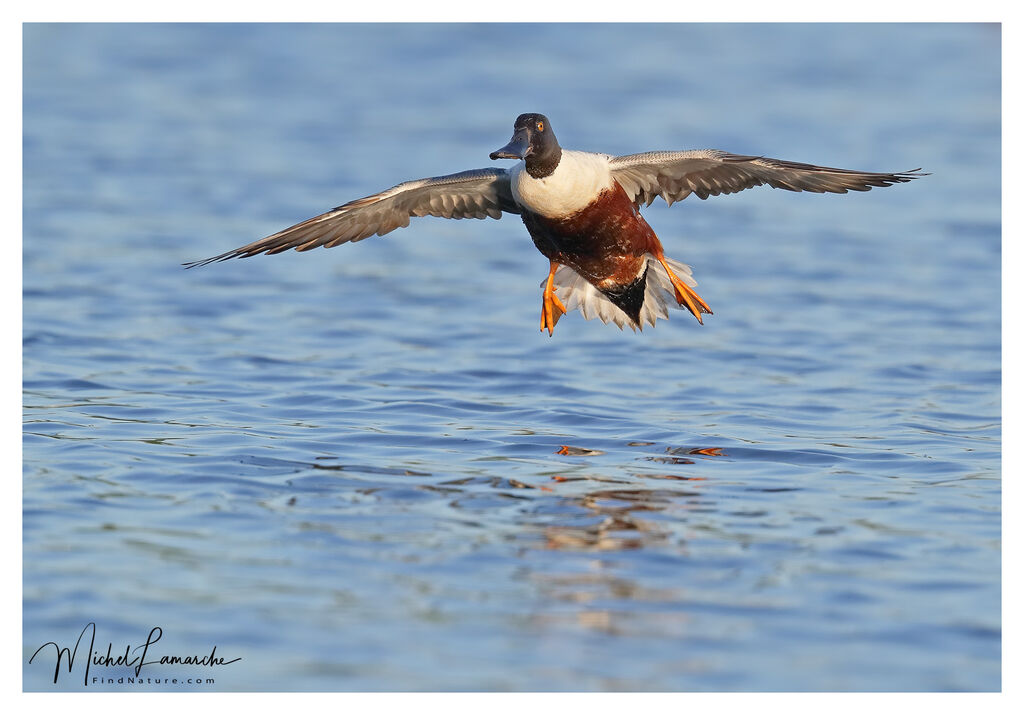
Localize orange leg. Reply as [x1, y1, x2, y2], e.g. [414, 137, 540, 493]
[540, 261, 568, 336]
[653, 250, 712, 324]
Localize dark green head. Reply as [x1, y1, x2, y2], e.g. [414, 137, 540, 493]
[490, 113, 562, 178]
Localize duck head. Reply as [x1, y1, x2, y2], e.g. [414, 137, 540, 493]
[490, 113, 562, 178]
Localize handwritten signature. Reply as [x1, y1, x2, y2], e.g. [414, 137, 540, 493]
[29, 623, 241, 686]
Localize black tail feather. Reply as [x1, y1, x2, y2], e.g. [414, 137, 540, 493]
[600, 265, 648, 326]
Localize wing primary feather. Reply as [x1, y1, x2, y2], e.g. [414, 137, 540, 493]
[609, 150, 926, 207]
[184, 167, 516, 269]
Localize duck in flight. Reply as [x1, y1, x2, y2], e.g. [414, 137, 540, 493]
[186, 113, 923, 335]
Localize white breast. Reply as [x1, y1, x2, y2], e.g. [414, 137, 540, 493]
[509, 150, 614, 218]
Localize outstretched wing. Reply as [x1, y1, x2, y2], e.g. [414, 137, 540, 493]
[185, 168, 519, 268]
[610, 150, 926, 207]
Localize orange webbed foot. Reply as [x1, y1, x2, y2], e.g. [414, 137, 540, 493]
[655, 253, 712, 324]
[540, 261, 567, 336]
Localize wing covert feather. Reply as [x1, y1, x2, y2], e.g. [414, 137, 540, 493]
[186, 168, 518, 267]
[610, 150, 925, 207]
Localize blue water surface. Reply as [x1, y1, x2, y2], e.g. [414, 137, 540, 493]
[23, 23, 1000, 691]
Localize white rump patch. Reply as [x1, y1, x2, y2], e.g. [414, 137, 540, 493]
[546, 255, 700, 331]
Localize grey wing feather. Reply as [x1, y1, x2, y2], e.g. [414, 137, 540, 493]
[185, 168, 519, 268]
[610, 150, 927, 207]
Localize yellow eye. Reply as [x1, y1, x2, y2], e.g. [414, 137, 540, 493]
[536, 121, 544, 132]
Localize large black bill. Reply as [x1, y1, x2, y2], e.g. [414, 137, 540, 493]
[489, 130, 530, 160]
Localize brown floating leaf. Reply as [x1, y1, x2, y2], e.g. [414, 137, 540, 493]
[556, 445, 605, 456]
[644, 456, 696, 465]
[507, 479, 535, 490]
[642, 474, 707, 482]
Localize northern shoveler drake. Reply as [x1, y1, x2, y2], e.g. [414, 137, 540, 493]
[186, 113, 924, 335]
